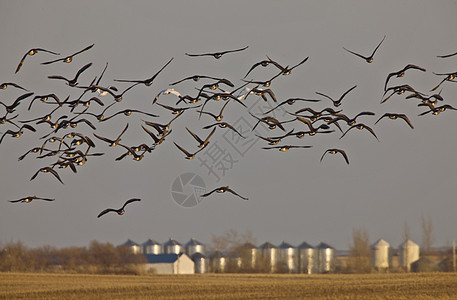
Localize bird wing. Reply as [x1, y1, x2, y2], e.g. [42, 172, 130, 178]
[121, 198, 141, 210]
[437, 51, 457, 58]
[174, 142, 192, 157]
[399, 114, 414, 129]
[97, 208, 116, 218]
[343, 47, 368, 60]
[370, 35, 386, 57]
[186, 127, 204, 145]
[339, 85, 357, 101]
[226, 188, 249, 200]
[200, 188, 218, 198]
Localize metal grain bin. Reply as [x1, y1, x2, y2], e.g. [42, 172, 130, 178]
[258, 242, 278, 273]
[278, 241, 298, 273]
[239, 242, 257, 270]
[317, 242, 335, 273]
[191, 253, 208, 274]
[163, 238, 183, 254]
[371, 238, 391, 271]
[185, 238, 205, 257]
[298, 242, 316, 274]
[142, 239, 163, 255]
[120, 239, 143, 254]
[210, 251, 227, 273]
[399, 239, 420, 272]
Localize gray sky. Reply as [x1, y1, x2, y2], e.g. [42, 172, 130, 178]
[1, 1, 456, 251]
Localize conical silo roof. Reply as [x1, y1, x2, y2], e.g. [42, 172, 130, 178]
[121, 239, 139, 247]
[399, 239, 419, 249]
[278, 241, 295, 249]
[185, 238, 203, 246]
[143, 239, 160, 246]
[316, 242, 334, 249]
[298, 242, 313, 249]
[259, 241, 277, 249]
[372, 238, 390, 248]
[163, 238, 182, 246]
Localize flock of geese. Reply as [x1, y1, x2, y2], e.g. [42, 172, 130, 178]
[2, 39, 457, 217]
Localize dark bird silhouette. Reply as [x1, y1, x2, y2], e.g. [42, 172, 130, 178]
[0, 92, 34, 114]
[343, 35, 386, 63]
[418, 104, 457, 116]
[141, 125, 168, 146]
[87, 83, 138, 102]
[197, 100, 230, 121]
[250, 113, 293, 131]
[114, 58, 173, 86]
[156, 102, 201, 115]
[9, 195, 55, 203]
[143, 113, 182, 137]
[200, 186, 248, 200]
[296, 117, 333, 136]
[102, 109, 158, 122]
[246, 87, 277, 103]
[243, 56, 286, 78]
[173, 142, 206, 160]
[18, 147, 43, 161]
[340, 123, 379, 141]
[328, 111, 375, 126]
[381, 84, 419, 104]
[430, 71, 457, 91]
[255, 129, 294, 145]
[41, 44, 94, 65]
[186, 127, 216, 148]
[262, 145, 312, 151]
[97, 198, 141, 218]
[93, 123, 129, 147]
[315, 85, 357, 107]
[320, 148, 349, 164]
[79, 102, 116, 122]
[242, 69, 283, 87]
[30, 167, 64, 184]
[279, 56, 309, 75]
[0, 82, 29, 91]
[0, 113, 19, 128]
[48, 63, 93, 87]
[384, 64, 426, 91]
[437, 51, 457, 58]
[15, 48, 60, 73]
[170, 75, 234, 87]
[375, 113, 414, 129]
[203, 122, 246, 138]
[0, 124, 36, 144]
[28, 94, 62, 110]
[263, 97, 321, 114]
[185, 46, 248, 59]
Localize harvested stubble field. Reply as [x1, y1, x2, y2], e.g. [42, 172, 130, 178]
[1, 272, 457, 299]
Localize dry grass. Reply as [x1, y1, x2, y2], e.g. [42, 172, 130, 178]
[1, 272, 457, 299]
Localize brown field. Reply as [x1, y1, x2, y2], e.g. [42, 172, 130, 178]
[1, 272, 457, 299]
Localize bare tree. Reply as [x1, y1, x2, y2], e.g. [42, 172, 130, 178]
[348, 227, 371, 273]
[420, 213, 434, 255]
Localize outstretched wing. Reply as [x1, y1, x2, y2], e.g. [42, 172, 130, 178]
[121, 198, 141, 210]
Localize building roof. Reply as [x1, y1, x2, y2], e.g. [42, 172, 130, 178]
[145, 253, 185, 264]
[121, 239, 140, 247]
[143, 239, 161, 246]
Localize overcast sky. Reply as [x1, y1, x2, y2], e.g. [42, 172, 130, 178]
[1, 1, 456, 251]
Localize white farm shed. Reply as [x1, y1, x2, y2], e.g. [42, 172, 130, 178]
[143, 253, 194, 274]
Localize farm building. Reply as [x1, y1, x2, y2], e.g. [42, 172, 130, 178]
[143, 253, 194, 274]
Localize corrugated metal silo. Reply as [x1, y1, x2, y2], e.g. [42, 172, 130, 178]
[240, 242, 257, 270]
[142, 239, 163, 255]
[191, 253, 208, 274]
[399, 239, 420, 271]
[185, 238, 205, 257]
[258, 242, 278, 273]
[278, 241, 298, 273]
[163, 238, 183, 254]
[317, 242, 335, 273]
[371, 238, 391, 271]
[210, 251, 227, 273]
[298, 242, 316, 274]
[120, 239, 143, 254]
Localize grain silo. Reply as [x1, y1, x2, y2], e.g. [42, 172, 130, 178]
[191, 252, 208, 274]
[278, 241, 298, 273]
[120, 239, 143, 254]
[399, 239, 420, 272]
[163, 238, 183, 254]
[239, 242, 257, 270]
[210, 250, 227, 273]
[371, 238, 391, 271]
[316, 242, 335, 273]
[258, 242, 278, 273]
[142, 239, 163, 255]
[185, 238, 205, 257]
[298, 242, 316, 274]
